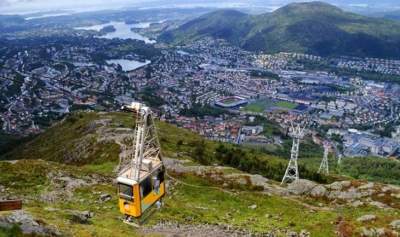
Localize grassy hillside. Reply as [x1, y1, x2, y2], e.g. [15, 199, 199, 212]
[3, 111, 400, 185]
[340, 157, 400, 185]
[0, 132, 31, 155]
[160, 10, 252, 45]
[2, 158, 399, 237]
[2, 111, 328, 184]
[2, 112, 400, 236]
[160, 1, 400, 58]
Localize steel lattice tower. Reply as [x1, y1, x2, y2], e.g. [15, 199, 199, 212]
[318, 143, 330, 175]
[281, 123, 306, 185]
[337, 153, 342, 166]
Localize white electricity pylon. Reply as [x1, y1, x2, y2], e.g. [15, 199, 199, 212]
[337, 153, 343, 166]
[318, 143, 330, 175]
[281, 122, 306, 185]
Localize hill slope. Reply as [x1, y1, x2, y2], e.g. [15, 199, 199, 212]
[1, 111, 328, 183]
[160, 1, 400, 58]
[1, 112, 400, 236]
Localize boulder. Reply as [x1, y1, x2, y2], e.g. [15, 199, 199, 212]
[357, 215, 376, 223]
[248, 174, 269, 187]
[375, 228, 386, 237]
[390, 220, 400, 230]
[358, 183, 374, 190]
[0, 210, 61, 236]
[299, 230, 311, 237]
[359, 189, 375, 198]
[327, 190, 341, 200]
[351, 200, 364, 207]
[381, 186, 392, 193]
[391, 193, 400, 199]
[287, 179, 317, 195]
[99, 193, 112, 202]
[327, 181, 351, 191]
[361, 227, 387, 237]
[338, 187, 362, 201]
[248, 204, 257, 210]
[71, 211, 94, 224]
[310, 185, 327, 198]
[369, 201, 388, 209]
[286, 231, 298, 237]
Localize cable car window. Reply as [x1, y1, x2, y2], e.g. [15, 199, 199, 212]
[141, 177, 152, 198]
[158, 168, 165, 183]
[118, 183, 133, 201]
[153, 175, 160, 194]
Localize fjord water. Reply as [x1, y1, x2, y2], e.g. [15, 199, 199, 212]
[75, 21, 156, 43]
[106, 59, 151, 72]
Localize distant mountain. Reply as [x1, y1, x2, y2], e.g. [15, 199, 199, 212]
[0, 14, 26, 32]
[160, 1, 400, 58]
[375, 10, 400, 21]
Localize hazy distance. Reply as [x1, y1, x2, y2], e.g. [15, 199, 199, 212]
[1, 0, 400, 15]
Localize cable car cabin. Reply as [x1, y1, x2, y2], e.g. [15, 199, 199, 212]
[117, 102, 165, 222]
[117, 159, 165, 218]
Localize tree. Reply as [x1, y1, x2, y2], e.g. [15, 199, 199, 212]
[192, 139, 208, 165]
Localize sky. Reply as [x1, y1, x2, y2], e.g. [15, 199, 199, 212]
[0, 0, 157, 14]
[1, 0, 399, 15]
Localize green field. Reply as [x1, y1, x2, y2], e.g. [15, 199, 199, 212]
[243, 99, 298, 113]
[242, 100, 271, 113]
[275, 101, 298, 109]
[221, 98, 240, 104]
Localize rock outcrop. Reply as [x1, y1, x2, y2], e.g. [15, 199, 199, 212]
[0, 210, 61, 236]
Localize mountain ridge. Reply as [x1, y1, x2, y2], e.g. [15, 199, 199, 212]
[160, 1, 400, 58]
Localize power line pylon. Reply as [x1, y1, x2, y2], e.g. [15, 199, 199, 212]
[318, 142, 330, 175]
[281, 122, 306, 185]
[337, 153, 342, 166]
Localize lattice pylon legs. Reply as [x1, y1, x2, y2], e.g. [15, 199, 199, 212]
[281, 157, 299, 184]
[318, 144, 329, 175]
[281, 138, 300, 185]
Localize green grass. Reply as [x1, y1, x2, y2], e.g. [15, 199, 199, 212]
[1, 112, 120, 165]
[1, 111, 400, 236]
[221, 98, 240, 104]
[298, 156, 400, 186]
[0, 159, 137, 237]
[340, 157, 400, 185]
[275, 101, 298, 109]
[242, 100, 273, 113]
[0, 110, 361, 186]
[0, 225, 23, 237]
[243, 99, 298, 113]
[1, 111, 331, 184]
[2, 160, 399, 236]
[0, 132, 31, 155]
[151, 174, 400, 236]
[155, 175, 333, 234]
[244, 115, 284, 138]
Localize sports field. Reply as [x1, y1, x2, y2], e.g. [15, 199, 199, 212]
[243, 99, 298, 113]
[221, 98, 240, 104]
[275, 101, 298, 109]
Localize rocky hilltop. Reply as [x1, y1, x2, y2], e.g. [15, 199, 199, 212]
[1, 112, 400, 237]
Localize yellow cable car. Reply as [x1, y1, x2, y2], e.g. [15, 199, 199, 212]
[116, 102, 166, 224]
